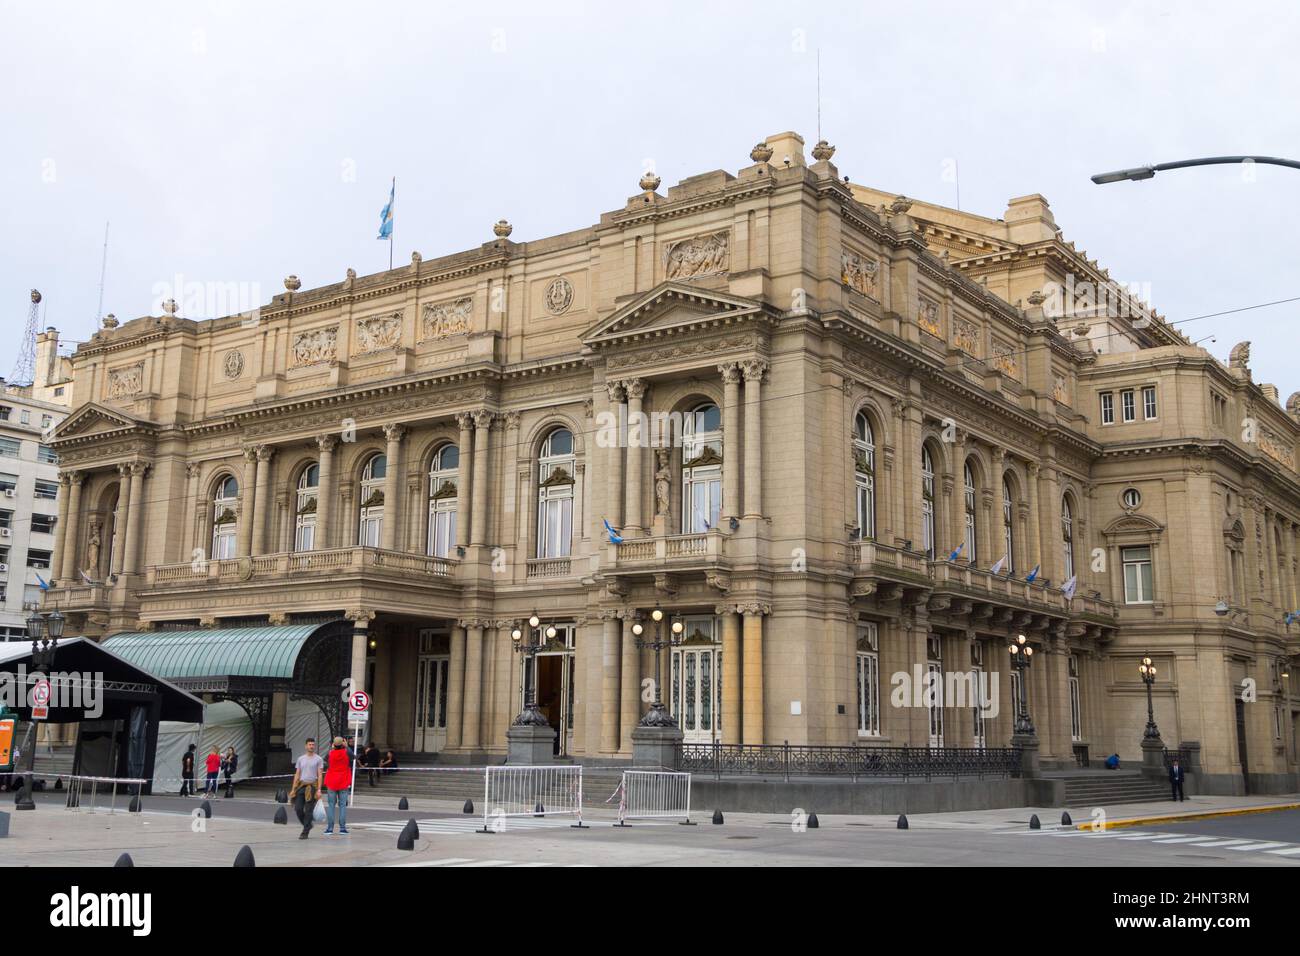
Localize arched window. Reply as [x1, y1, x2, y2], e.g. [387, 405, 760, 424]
[211, 475, 239, 560]
[537, 429, 575, 558]
[682, 403, 722, 533]
[294, 463, 319, 552]
[1001, 477, 1015, 572]
[963, 462, 977, 563]
[358, 454, 386, 548]
[853, 412, 875, 540]
[427, 444, 459, 558]
[1061, 496, 1075, 580]
[921, 445, 936, 560]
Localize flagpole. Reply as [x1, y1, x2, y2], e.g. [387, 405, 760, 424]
[389, 176, 395, 271]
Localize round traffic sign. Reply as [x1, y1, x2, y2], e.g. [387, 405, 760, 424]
[32, 680, 51, 705]
[349, 690, 370, 712]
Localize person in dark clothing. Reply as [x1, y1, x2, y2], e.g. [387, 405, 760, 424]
[221, 747, 238, 790]
[1169, 757, 1186, 802]
[380, 750, 398, 777]
[363, 743, 381, 786]
[180, 744, 196, 796]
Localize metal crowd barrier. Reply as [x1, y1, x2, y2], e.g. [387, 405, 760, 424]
[615, 770, 693, 826]
[62, 775, 149, 814]
[480, 765, 586, 832]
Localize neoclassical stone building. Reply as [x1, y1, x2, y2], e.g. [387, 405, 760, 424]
[43, 131, 1300, 793]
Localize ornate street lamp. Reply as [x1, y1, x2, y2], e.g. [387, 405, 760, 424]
[16, 610, 64, 810]
[632, 607, 685, 727]
[1139, 655, 1161, 740]
[1007, 633, 1035, 736]
[510, 613, 550, 727]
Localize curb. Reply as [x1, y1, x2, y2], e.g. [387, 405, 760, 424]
[1075, 801, 1300, 831]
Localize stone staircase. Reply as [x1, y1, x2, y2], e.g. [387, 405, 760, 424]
[1055, 770, 1173, 807]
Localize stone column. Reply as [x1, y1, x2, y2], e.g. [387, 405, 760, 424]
[237, 447, 258, 558]
[122, 462, 147, 575]
[624, 379, 646, 534]
[605, 382, 626, 531]
[719, 363, 741, 523]
[949, 431, 967, 560]
[741, 359, 767, 518]
[316, 435, 337, 551]
[462, 621, 484, 750]
[57, 472, 82, 585]
[741, 604, 769, 744]
[110, 464, 131, 577]
[345, 609, 374, 694]
[252, 446, 275, 555]
[470, 411, 493, 547]
[183, 462, 202, 557]
[619, 614, 640, 753]
[447, 624, 467, 748]
[456, 413, 474, 549]
[1026, 461, 1042, 575]
[381, 423, 405, 552]
[719, 606, 742, 745]
[601, 614, 621, 753]
[991, 448, 1009, 567]
[1264, 508, 1280, 607]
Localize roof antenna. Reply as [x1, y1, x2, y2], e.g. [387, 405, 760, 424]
[95, 221, 110, 334]
[816, 49, 822, 143]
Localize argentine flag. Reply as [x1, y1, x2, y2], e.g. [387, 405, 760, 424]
[989, 554, 1007, 576]
[947, 542, 964, 562]
[1061, 575, 1078, 601]
[377, 179, 394, 240]
[602, 518, 623, 545]
[1025, 564, 1040, 584]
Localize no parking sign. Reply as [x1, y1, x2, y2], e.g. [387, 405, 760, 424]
[31, 679, 51, 721]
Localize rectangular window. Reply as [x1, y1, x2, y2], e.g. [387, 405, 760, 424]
[856, 623, 880, 736]
[31, 514, 56, 535]
[0, 439, 19, 459]
[0, 474, 15, 493]
[1122, 545, 1154, 603]
[1069, 655, 1082, 741]
[1100, 392, 1114, 425]
[41, 414, 52, 430]
[19, 410, 29, 425]
[33, 480, 57, 500]
[0, 406, 9, 421]
[54, 387, 65, 397]
[37, 444, 57, 464]
[27, 549, 52, 569]
[0, 511, 11, 529]
[1143, 386, 1157, 420]
[23, 584, 41, 607]
[1121, 389, 1136, 423]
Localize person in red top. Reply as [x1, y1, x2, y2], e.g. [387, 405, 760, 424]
[202, 746, 221, 797]
[322, 737, 354, 835]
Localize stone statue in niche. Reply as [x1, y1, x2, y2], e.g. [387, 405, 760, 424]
[654, 449, 671, 517]
[85, 520, 102, 573]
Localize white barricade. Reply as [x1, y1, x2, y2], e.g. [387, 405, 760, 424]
[615, 770, 693, 826]
[481, 765, 586, 832]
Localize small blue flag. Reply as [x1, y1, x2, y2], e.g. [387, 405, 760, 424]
[947, 542, 964, 563]
[602, 518, 623, 545]
[1061, 575, 1077, 601]
[34, 572, 49, 591]
[1287, 610, 1299, 627]
[1025, 564, 1040, 583]
[377, 179, 394, 240]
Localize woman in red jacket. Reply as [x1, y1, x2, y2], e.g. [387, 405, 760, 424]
[322, 737, 354, 835]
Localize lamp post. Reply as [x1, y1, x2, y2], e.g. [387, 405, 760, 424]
[1092, 155, 1300, 184]
[1139, 655, 1161, 740]
[16, 609, 64, 810]
[1007, 633, 1035, 736]
[632, 607, 685, 728]
[510, 613, 551, 728]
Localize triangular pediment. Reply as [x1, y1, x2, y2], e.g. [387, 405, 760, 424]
[52, 402, 151, 440]
[581, 282, 765, 346]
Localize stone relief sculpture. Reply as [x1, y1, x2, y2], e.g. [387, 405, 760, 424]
[355, 312, 403, 352]
[840, 250, 879, 298]
[917, 297, 941, 337]
[1052, 374, 1069, 404]
[544, 277, 574, 315]
[291, 326, 339, 367]
[664, 230, 729, 280]
[992, 341, 1019, 377]
[106, 363, 144, 399]
[654, 448, 671, 517]
[1229, 341, 1251, 370]
[421, 297, 473, 340]
[223, 350, 244, 380]
[952, 319, 980, 355]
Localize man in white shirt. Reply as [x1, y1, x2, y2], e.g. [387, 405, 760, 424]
[289, 738, 325, 839]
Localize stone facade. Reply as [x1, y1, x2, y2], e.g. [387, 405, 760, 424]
[42, 131, 1300, 794]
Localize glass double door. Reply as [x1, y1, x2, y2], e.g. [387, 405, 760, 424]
[413, 655, 449, 752]
[671, 645, 722, 744]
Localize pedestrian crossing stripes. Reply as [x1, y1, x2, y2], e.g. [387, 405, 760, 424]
[348, 816, 581, 835]
[387, 856, 593, 867]
[1001, 826, 1300, 858]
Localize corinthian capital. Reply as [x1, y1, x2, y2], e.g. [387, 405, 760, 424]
[316, 434, 339, 453]
[718, 362, 741, 385]
[383, 422, 406, 443]
[623, 378, 646, 400]
[605, 380, 626, 403]
[256, 445, 276, 463]
[472, 409, 495, 430]
[741, 359, 768, 383]
[456, 412, 475, 432]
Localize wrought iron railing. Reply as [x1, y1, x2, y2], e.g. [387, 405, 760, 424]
[677, 742, 1021, 781]
[1072, 744, 1090, 768]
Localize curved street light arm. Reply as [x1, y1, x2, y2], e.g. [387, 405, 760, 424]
[1092, 155, 1300, 184]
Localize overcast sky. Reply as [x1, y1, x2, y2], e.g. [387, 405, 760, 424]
[3, 0, 1297, 397]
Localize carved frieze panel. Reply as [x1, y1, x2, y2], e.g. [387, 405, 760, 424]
[106, 363, 144, 399]
[917, 296, 941, 337]
[1052, 373, 1069, 405]
[604, 333, 757, 372]
[421, 297, 472, 341]
[544, 277, 574, 315]
[355, 311, 403, 353]
[992, 339, 1019, 377]
[952, 319, 980, 356]
[664, 230, 730, 280]
[223, 351, 245, 380]
[1259, 428, 1295, 471]
[840, 249, 879, 298]
[291, 326, 338, 367]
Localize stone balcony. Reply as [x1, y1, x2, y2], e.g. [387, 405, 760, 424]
[146, 546, 458, 589]
[846, 540, 933, 599]
[609, 529, 729, 577]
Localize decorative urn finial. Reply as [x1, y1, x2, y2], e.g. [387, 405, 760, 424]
[284, 275, 302, 292]
[639, 171, 662, 193]
[102, 313, 118, 329]
[750, 142, 774, 164]
[889, 195, 914, 216]
[811, 139, 836, 161]
[493, 219, 513, 239]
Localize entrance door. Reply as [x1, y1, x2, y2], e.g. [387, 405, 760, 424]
[413, 655, 449, 752]
[671, 646, 721, 743]
[1235, 698, 1251, 795]
[532, 654, 574, 756]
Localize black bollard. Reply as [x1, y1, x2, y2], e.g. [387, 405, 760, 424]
[114, 853, 134, 868]
[463, 799, 474, 815]
[407, 818, 420, 840]
[54, 777, 63, 791]
[224, 781, 235, 799]
[534, 801, 545, 817]
[200, 799, 212, 819]
[1029, 814, 1041, 830]
[897, 814, 909, 829]
[712, 809, 724, 825]
[1061, 811, 1073, 827]
[806, 813, 819, 829]
[398, 797, 409, 811]
[397, 820, 417, 850]
[273, 805, 288, 824]
[129, 796, 142, 813]
[275, 788, 288, 804]
[233, 845, 255, 868]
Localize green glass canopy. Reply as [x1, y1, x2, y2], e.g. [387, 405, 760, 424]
[103, 624, 324, 681]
